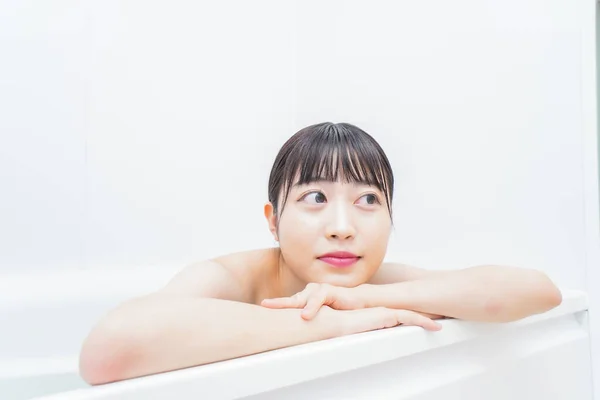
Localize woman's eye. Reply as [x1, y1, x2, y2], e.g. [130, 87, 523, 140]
[357, 193, 380, 205]
[302, 192, 327, 204]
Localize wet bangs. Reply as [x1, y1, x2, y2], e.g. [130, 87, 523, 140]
[269, 122, 394, 216]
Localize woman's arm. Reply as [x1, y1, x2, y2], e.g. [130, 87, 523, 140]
[79, 260, 439, 385]
[79, 294, 340, 385]
[79, 260, 330, 385]
[361, 264, 562, 322]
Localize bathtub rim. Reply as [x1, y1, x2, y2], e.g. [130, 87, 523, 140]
[26, 289, 587, 400]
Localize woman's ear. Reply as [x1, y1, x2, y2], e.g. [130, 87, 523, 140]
[264, 202, 279, 241]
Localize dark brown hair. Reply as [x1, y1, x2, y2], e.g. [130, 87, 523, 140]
[267, 122, 394, 219]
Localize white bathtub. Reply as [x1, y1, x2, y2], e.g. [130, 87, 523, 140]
[0, 267, 178, 400]
[0, 269, 592, 400]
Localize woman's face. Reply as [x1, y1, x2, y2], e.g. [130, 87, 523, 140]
[266, 178, 392, 288]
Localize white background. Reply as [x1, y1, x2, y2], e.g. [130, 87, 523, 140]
[0, 0, 598, 394]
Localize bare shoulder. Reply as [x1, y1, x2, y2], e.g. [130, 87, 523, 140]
[368, 262, 449, 284]
[160, 248, 279, 304]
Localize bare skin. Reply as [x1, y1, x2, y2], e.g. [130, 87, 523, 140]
[163, 246, 427, 305]
[79, 179, 561, 385]
[78, 249, 450, 386]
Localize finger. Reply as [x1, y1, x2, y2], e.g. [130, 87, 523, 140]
[395, 310, 442, 331]
[263, 290, 310, 309]
[301, 291, 327, 320]
[261, 296, 305, 309]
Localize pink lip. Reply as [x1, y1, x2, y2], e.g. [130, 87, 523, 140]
[319, 251, 358, 258]
[318, 252, 361, 268]
[318, 257, 360, 268]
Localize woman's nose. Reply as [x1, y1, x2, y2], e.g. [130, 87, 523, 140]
[325, 204, 356, 239]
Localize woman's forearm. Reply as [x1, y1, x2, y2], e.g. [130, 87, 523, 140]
[79, 294, 340, 385]
[361, 266, 562, 322]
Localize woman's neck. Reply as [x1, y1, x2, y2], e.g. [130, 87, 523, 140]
[267, 247, 308, 299]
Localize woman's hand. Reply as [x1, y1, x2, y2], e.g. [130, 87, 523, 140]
[334, 306, 443, 333]
[261, 283, 364, 320]
[312, 305, 442, 333]
[262, 283, 442, 331]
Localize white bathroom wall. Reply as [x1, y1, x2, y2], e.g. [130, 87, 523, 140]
[0, 0, 593, 308]
[294, 0, 586, 291]
[0, 2, 88, 271]
[83, 1, 295, 269]
[0, 1, 296, 272]
[1, 0, 597, 397]
[1, 0, 590, 284]
[582, 0, 599, 397]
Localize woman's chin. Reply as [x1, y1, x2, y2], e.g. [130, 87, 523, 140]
[310, 272, 366, 288]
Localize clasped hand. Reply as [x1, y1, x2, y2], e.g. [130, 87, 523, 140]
[261, 282, 441, 331]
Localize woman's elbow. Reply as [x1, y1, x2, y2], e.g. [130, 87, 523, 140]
[510, 272, 562, 321]
[79, 328, 137, 385]
[484, 271, 562, 323]
[540, 277, 563, 311]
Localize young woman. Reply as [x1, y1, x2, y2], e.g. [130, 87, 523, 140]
[79, 122, 562, 385]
